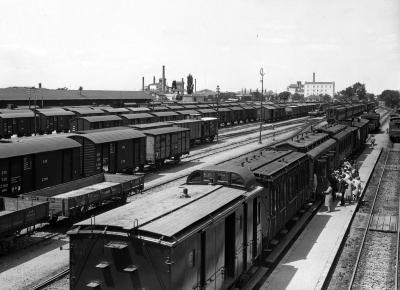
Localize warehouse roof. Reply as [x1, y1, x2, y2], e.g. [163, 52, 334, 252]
[0, 87, 153, 100]
[68, 128, 145, 144]
[78, 115, 122, 122]
[0, 136, 81, 158]
[120, 113, 154, 120]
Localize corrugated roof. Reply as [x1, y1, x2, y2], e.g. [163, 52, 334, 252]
[167, 105, 184, 110]
[0, 136, 81, 158]
[36, 109, 75, 116]
[78, 115, 122, 122]
[176, 110, 200, 115]
[128, 107, 151, 112]
[277, 133, 328, 149]
[142, 126, 190, 135]
[333, 129, 353, 140]
[0, 88, 153, 100]
[66, 108, 104, 115]
[150, 111, 179, 117]
[229, 106, 243, 111]
[255, 152, 306, 178]
[182, 105, 198, 109]
[120, 113, 154, 119]
[228, 150, 291, 171]
[139, 187, 244, 237]
[197, 109, 216, 113]
[0, 111, 35, 118]
[130, 122, 172, 129]
[69, 128, 145, 144]
[152, 106, 168, 111]
[307, 139, 337, 159]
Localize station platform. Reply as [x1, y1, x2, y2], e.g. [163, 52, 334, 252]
[255, 144, 383, 290]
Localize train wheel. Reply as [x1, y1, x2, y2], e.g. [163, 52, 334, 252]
[209, 136, 215, 142]
[174, 156, 181, 164]
[49, 216, 58, 225]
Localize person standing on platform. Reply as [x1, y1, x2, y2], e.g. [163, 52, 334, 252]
[339, 174, 346, 206]
[344, 176, 353, 204]
[324, 181, 334, 212]
[313, 173, 318, 199]
[353, 176, 362, 200]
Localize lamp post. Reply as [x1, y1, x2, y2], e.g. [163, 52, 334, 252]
[259, 68, 265, 144]
[216, 85, 220, 142]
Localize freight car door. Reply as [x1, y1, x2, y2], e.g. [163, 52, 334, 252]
[22, 155, 34, 193]
[10, 157, 22, 196]
[102, 144, 109, 172]
[62, 150, 72, 182]
[0, 160, 9, 195]
[109, 143, 116, 173]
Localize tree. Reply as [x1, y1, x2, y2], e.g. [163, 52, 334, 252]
[319, 94, 332, 103]
[187, 74, 194, 94]
[352, 82, 367, 100]
[380, 90, 400, 108]
[340, 86, 354, 99]
[278, 91, 291, 103]
[292, 93, 304, 102]
[365, 93, 376, 102]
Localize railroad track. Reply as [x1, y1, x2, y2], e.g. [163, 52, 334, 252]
[348, 148, 400, 290]
[32, 268, 69, 290]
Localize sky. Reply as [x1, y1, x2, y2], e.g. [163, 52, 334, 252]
[0, 0, 399, 94]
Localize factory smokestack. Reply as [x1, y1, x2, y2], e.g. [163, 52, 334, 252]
[194, 79, 197, 92]
[142, 77, 145, 91]
[153, 76, 155, 84]
[313, 72, 315, 82]
[181, 78, 185, 94]
[162, 65, 165, 93]
[38, 83, 42, 89]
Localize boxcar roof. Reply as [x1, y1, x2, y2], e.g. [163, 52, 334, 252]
[139, 187, 244, 237]
[197, 108, 216, 113]
[36, 109, 76, 116]
[229, 106, 243, 111]
[228, 150, 292, 171]
[120, 113, 154, 119]
[317, 124, 347, 135]
[150, 111, 179, 117]
[0, 111, 35, 118]
[170, 119, 201, 124]
[0, 136, 81, 158]
[176, 110, 200, 115]
[167, 105, 184, 110]
[67, 108, 104, 114]
[192, 165, 257, 188]
[69, 128, 145, 144]
[100, 107, 130, 113]
[307, 138, 337, 159]
[181, 105, 198, 109]
[332, 128, 353, 140]
[142, 126, 190, 135]
[254, 151, 307, 178]
[76, 184, 223, 230]
[130, 122, 172, 129]
[151, 106, 168, 111]
[277, 132, 328, 149]
[78, 115, 122, 122]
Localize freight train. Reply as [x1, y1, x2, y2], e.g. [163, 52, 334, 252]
[0, 102, 321, 139]
[389, 114, 400, 142]
[326, 102, 377, 123]
[68, 118, 375, 290]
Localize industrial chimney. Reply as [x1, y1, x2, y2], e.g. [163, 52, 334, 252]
[38, 83, 42, 89]
[142, 77, 145, 91]
[153, 76, 156, 84]
[162, 65, 165, 93]
[313, 72, 316, 82]
[194, 78, 197, 92]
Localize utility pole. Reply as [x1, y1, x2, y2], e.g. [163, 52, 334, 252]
[259, 68, 265, 144]
[216, 85, 220, 142]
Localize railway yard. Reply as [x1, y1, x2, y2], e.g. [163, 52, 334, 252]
[0, 101, 397, 290]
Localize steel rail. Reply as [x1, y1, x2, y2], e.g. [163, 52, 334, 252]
[32, 268, 70, 290]
[347, 150, 390, 290]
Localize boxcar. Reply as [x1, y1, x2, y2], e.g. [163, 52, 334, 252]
[36, 108, 75, 134]
[68, 129, 146, 176]
[197, 108, 217, 118]
[275, 132, 330, 153]
[175, 110, 201, 119]
[0, 111, 37, 138]
[201, 117, 218, 142]
[129, 122, 173, 130]
[64, 107, 105, 117]
[120, 113, 156, 125]
[70, 115, 123, 132]
[150, 111, 183, 122]
[0, 136, 81, 196]
[99, 107, 130, 115]
[169, 119, 202, 145]
[331, 128, 355, 162]
[69, 166, 263, 290]
[141, 127, 190, 166]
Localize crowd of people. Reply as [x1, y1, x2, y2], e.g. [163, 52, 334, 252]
[319, 159, 362, 213]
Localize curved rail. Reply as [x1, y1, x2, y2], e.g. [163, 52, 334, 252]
[347, 151, 390, 290]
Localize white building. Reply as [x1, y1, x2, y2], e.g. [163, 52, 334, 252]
[304, 73, 335, 98]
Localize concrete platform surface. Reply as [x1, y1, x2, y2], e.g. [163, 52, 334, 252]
[259, 146, 382, 290]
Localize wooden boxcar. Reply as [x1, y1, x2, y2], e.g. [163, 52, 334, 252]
[36, 108, 75, 134]
[275, 132, 330, 153]
[70, 115, 123, 132]
[201, 117, 218, 142]
[64, 107, 105, 117]
[120, 113, 156, 125]
[129, 122, 173, 130]
[141, 127, 190, 166]
[69, 167, 263, 290]
[169, 119, 202, 144]
[68, 129, 146, 176]
[0, 111, 37, 138]
[150, 111, 182, 122]
[0, 136, 81, 196]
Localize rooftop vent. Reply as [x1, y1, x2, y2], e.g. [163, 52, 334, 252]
[180, 188, 190, 198]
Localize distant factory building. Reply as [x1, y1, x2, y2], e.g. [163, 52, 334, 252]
[287, 81, 304, 95]
[304, 72, 335, 98]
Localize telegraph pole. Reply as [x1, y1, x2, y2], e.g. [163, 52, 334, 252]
[259, 68, 265, 144]
[216, 85, 220, 142]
